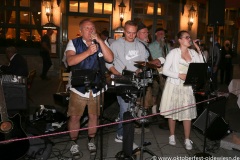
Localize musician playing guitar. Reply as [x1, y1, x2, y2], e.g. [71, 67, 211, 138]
[0, 81, 30, 159]
[136, 22, 155, 115]
[148, 28, 171, 116]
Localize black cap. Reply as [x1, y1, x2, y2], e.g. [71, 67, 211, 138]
[101, 30, 109, 37]
[137, 22, 147, 32]
[155, 28, 167, 33]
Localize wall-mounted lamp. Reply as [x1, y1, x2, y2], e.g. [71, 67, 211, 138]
[188, 4, 197, 31]
[43, 0, 52, 23]
[119, 0, 126, 27]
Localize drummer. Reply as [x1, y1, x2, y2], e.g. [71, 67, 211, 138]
[105, 20, 149, 149]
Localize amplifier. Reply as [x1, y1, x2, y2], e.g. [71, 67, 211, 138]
[53, 92, 70, 107]
[3, 82, 27, 110]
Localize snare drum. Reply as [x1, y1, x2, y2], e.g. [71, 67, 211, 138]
[139, 70, 152, 78]
[111, 74, 133, 86]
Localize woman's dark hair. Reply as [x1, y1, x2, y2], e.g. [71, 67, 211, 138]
[176, 30, 188, 39]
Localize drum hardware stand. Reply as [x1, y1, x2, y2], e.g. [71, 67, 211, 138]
[133, 65, 158, 160]
[115, 80, 138, 159]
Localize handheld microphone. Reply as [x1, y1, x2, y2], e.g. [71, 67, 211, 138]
[162, 37, 167, 42]
[92, 39, 97, 44]
[191, 39, 201, 47]
[195, 39, 201, 46]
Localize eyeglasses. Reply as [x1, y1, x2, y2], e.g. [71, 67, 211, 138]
[181, 36, 191, 40]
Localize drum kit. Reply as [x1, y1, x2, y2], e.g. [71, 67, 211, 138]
[107, 61, 160, 122]
[110, 61, 161, 158]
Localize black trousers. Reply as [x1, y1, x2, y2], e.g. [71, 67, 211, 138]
[220, 63, 233, 85]
[40, 51, 52, 78]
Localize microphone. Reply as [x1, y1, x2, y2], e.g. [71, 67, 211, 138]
[92, 39, 97, 44]
[163, 37, 167, 42]
[195, 39, 201, 46]
[194, 39, 204, 57]
[190, 39, 201, 47]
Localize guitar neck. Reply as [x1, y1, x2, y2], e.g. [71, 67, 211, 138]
[0, 83, 9, 122]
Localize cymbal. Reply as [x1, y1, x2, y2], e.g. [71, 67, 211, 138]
[134, 61, 158, 69]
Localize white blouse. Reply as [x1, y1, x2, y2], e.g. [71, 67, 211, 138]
[162, 48, 204, 85]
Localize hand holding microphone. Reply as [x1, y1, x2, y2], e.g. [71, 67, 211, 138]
[88, 43, 98, 56]
[161, 36, 167, 43]
[192, 39, 201, 46]
[87, 32, 99, 55]
[91, 32, 98, 44]
[91, 31, 102, 44]
[192, 39, 201, 53]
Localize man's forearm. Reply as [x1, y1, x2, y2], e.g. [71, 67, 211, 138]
[109, 66, 121, 75]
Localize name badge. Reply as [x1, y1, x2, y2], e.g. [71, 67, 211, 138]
[98, 52, 103, 57]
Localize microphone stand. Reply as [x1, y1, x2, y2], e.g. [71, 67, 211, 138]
[93, 39, 106, 160]
[194, 43, 212, 158]
[208, 26, 218, 95]
[97, 56, 105, 160]
[140, 64, 147, 160]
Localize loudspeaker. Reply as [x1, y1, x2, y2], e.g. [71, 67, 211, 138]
[208, 96, 227, 118]
[193, 109, 229, 141]
[3, 82, 27, 110]
[208, 0, 225, 26]
[53, 92, 69, 107]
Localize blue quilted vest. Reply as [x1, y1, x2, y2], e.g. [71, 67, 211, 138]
[71, 37, 106, 94]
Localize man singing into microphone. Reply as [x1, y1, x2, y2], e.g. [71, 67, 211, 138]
[64, 18, 113, 158]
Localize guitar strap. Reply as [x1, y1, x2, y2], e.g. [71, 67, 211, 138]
[163, 45, 167, 58]
[139, 41, 153, 61]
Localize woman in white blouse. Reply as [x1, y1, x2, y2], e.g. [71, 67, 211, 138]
[159, 30, 204, 150]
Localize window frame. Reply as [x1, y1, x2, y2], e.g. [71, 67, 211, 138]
[0, 0, 42, 48]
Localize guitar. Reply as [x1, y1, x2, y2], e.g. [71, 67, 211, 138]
[0, 82, 30, 159]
